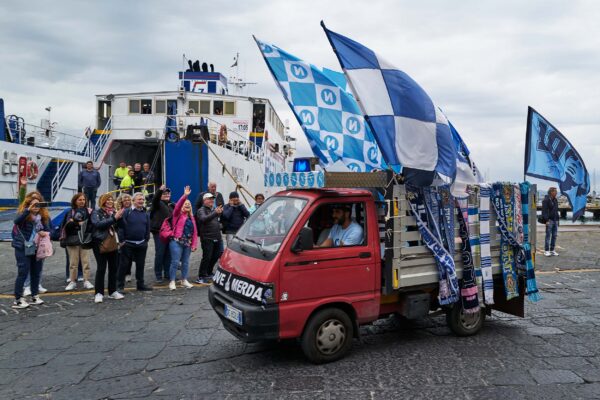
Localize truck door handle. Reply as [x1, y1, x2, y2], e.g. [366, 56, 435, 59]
[359, 252, 371, 258]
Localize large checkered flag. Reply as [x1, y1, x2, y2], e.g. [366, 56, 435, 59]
[254, 36, 387, 172]
[322, 22, 457, 185]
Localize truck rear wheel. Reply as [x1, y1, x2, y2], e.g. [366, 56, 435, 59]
[301, 308, 354, 364]
[446, 304, 485, 336]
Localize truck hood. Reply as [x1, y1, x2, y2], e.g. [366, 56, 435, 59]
[219, 248, 277, 284]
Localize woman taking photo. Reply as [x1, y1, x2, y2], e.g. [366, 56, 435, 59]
[63, 193, 94, 291]
[91, 194, 125, 303]
[12, 193, 51, 308]
[168, 186, 197, 290]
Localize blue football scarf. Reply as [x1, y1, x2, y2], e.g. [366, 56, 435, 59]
[408, 188, 459, 305]
[455, 199, 480, 313]
[479, 185, 495, 305]
[467, 186, 485, 307]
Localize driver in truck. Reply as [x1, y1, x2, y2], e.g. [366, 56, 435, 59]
[318, 204, 363, 248]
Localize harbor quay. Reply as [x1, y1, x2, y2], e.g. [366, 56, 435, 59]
[1, 226, 599, 399]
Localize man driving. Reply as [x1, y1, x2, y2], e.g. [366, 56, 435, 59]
[318, 204, 363, 248]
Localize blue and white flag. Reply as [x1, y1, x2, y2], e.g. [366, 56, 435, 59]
[449, 120, 483, 197]
[322, 22, 457, 185]
[254, 37, 387, 172]
[525, 107, 590, 221]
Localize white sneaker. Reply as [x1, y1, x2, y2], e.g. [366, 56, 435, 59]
[551, 251, 559, 256]
[169, 281, 176, 291]
[125, 275, 132, 283]
[30, 296, 44, 305]
[65, 281, 77, 291]
[66, 278, 70, 283]
[23, 286, 31, 297]
[182, 280, 194, 289]
[38, 285, 48, 294]
[12, 298, 29, 309]
[83, 281, 94, 290]
[94, 293, 103, 303]
[77, 277, 84, 282]
[109, 291, 124, 300]
[544, 251, 551, 257]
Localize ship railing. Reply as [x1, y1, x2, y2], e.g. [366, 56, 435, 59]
[206, 131, 265, 164]
[51, 158, 70, 201]
[4, 118, 84, 154]
[92, 117, 112, 162]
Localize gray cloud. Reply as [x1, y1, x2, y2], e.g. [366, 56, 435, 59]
[1, 0, 599, 188]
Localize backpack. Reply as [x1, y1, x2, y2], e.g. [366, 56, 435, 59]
[159, 216, 175, 244]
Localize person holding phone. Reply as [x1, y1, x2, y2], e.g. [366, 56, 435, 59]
[195, 192, 223, 284]
[11, 193, 50, 308]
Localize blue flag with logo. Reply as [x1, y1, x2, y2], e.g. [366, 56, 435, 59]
[321, 22, 457, 186]
[525, 107, 590, 221]
[254, 37, 387, 172]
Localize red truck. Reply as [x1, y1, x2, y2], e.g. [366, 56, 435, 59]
[209, 172, 534, 363]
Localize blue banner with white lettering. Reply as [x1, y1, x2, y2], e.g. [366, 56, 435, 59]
[525, 107, 590, 221]
[254, 37, 387, 172]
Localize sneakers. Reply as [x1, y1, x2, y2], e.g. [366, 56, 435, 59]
[30, 296, 44, 305]
[66, 278, 70, 284]
[109, 291, 124, 300]
[12, 298, 29, 309]
[94, 293, 103, 303]
[169, 281, 176, 291]
[125, 275, 132, 283]
[65, 281, 77, 291]
[23, 286, 32, 297]
[195, 277, 213, 284]
[38, 285, 48, 294]
[83, 281, 94, 290]
[551, 251, 559, 256]
[77, 277, 84, 282]
[544, 251, 551, 257]
[137, 286, 153, 291]
[182, 280, 194, 289]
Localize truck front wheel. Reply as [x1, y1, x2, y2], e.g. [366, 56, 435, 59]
[446, 304, 485, 336]
[301, 308, 354, 364]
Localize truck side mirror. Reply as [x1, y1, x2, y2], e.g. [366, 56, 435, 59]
[292, 227, 314, 253]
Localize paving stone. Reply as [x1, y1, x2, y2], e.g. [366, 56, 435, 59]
[88, 359, 148, 381]
[574, 368, 600, 383]
[484, 369, 536, 386]
[0, 348, 60, 369]
[530, 368, 585, 384]
[526, 326, 566, 335]
[543, 356, 593, 370]
[51, 373, 157, 400]
[115, 341, 165, 360]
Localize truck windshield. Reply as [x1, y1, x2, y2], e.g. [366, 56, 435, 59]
[232, 196, 307, 260]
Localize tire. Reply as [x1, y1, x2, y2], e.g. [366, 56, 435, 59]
[446, 303, 485, 336]
[301, 308, 354, 364]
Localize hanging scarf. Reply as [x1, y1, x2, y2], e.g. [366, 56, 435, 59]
[479, 185, 495, 305]
[407, 189, 459, 305]
[467, 186, 484, 307]
[520, 182, 541, 302]
[438, 187, 455, 258]
[455, 199, 480, 313]
[492, 183, 519, 300]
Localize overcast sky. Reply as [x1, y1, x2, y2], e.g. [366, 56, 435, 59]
[1, 0, 599, 189]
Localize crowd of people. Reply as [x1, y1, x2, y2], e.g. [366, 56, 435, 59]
[10, 176, 265, 309]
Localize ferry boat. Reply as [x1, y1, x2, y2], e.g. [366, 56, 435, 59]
[0, 65, 294, 238]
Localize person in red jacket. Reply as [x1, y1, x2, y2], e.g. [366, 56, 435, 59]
[168, 186, 198, 290]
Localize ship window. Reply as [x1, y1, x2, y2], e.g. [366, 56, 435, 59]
[224, 101, 235, 115]
[188, 101, 199, 114]
[199, 100, 211, 114]
[155, 100, 166, 114]
[129, 99, 140, 114]
[213, 100, 223, 115]
[141, 99, 152, 114]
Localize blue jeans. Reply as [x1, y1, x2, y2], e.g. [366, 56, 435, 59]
[153, 233, 171, 280]
[545, 220, 558, 251]
[169, 240, 191, 281]
[14, 248, 43, 299]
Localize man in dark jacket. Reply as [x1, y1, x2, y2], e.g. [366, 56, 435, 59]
[221, 192, 250, 244]
[150, 185, 175, 282]
[195, 193, 223, 284]
[117, 192, 152, 291]
[78, 161, 101, 209]
[541, 187, 560, 257]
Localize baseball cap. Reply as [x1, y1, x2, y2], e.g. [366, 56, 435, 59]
[203, 193, 215, 200]
[163, 187, 171, 193]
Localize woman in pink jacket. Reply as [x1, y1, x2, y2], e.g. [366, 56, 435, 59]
[168, 186, 198, 290]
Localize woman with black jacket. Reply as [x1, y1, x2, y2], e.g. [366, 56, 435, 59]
[91, 194, 125, 303]
[11, 193, 51, 309]
[63, 193, 94, 291]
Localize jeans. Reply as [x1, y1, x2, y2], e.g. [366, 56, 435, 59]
[199, 239, 222, 278]
[545, 220, 558, 251]
[24, 269, 43, 288]
[66, 246, 91, 282]
[169, 240, 191, 281]
[117, 243, 148, 290]
[14, 248, 43, 299]
[84, 187, 98, 210]
[93, 246, 118, 295]
[65, 248, 83, 280]
[153, 233, 171, 280]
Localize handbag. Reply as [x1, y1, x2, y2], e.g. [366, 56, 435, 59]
[159, 216, 175, 244]
[99, 227, 119, 254]
[35, 234, 54, 260]
[78, 218, 94, 249]
[17, 226, 37, 257]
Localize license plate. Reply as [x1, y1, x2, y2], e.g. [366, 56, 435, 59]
[224, 304, 243, 325]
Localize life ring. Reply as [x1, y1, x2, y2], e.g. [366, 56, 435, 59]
[26, 161, 39, 180]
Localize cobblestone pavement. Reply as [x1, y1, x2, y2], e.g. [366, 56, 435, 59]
[0, 231, 599, 399]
